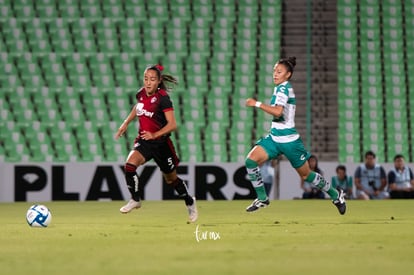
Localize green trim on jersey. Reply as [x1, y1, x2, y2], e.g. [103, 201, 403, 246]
[270, 128, 298, 136]
[287, 97, 296, 104]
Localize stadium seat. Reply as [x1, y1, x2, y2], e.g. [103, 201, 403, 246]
[203, 122, 228, 162]
[0, 1, 283, 162]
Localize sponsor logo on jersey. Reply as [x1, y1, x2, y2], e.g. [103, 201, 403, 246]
[136, 103, 154, 118]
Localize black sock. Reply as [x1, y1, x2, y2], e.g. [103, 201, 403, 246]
[125, 163, 141, 201]
[172, 178, 194, 205]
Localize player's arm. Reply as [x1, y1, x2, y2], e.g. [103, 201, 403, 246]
[378, 167, 387, 192]
[246, 86, 287, 118]
[115, 104, 137, 139]
[409, 168, 414, 191]
[346, 177, 353, 197]
[245, 98, 284, 117]
[141, 110, 177, 140]
[387, 171, 398, 191]
[354, 167, 363, 190]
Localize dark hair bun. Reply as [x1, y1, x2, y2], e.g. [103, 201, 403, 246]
[287, 56, 296, 69]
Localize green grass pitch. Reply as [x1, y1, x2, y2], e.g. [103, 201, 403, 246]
[1, 200, 413, 275]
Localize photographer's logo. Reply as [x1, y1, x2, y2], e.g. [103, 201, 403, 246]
[194, 225, 221, 242]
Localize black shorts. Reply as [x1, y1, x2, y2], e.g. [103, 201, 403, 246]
[133, 137, 180, 174]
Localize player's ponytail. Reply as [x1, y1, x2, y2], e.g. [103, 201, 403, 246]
[146, 64, 178, 92]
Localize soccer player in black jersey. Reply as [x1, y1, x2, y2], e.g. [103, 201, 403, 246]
[115, 64, 198, 222]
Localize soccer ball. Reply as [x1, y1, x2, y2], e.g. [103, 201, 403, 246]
[26, 204, 52, 227]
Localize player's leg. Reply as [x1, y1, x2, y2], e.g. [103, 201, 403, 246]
[155, 138, 198, 222]
[120, 149, 147, 213]
[295, 162, 346, 214]
[284, 139, 346, 215]
[163, 171, 194, 205]
[245, 136, 275, 212]
[163, 171, 198, 222]
[245, 146, 268, 200]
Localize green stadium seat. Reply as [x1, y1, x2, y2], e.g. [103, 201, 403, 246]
[177, 121, 203, 162]
[206, 97, 230, 127]
[13, 2, 35, 19]
[36, 0, 58, 18]
[57, 0, 80, 18]
[203, 122, 228, 162]
[215, 4, 235, 18]
[165, 18, 188, 56]
[79, 1, 102, 18]
[95, 21, 120, 53]
[184, 59, 208, 88]
[147, 1, 169, 17]
[210, 76, 232, 95]
[337, 39, 357, 53]
[229, 123, 253, 163]
[338, 0, 414, 162]
[0, 0, 285, 162]
[192, 2, 213, 19]
[170, 1, 191, 21]
[212, 37, 233, 56]
[101, 0, 124, 20]
[0, 1, 11, 18]
[123, 0, 145, 17]
[384, 74, 406, 93]
[204, 143, 228, 162]
[256, 111, 272, 136]
[48, 21, 75, 53]
[338, 141, 362, 163]
[4, 131, 26, 162]
[181, 95, 205, 126]
[0, 96, 10, 121]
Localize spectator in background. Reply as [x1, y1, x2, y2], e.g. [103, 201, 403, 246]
[332, 165, 353, 199]
[354, 150, 389, 200]
[261, 160, 275, 196]
[388, 154, 414, 199]
[301, 155, 326, 199]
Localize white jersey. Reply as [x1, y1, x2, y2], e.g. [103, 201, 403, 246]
[268, 81, 299, 143]
[389, 167, 412, 189]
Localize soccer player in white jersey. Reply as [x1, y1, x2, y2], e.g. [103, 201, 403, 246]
[244, 56, 346, 215]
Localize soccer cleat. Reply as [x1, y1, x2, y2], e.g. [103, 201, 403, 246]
[246, 198, 270, 212]
[187, 197, 198, 222]
[120, 199, 141, 214]
[333, 188, 346, 215]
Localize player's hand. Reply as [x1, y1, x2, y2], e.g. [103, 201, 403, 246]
[245, 98, 257, 107]
[114, 124, 127, 140]
[141, 130, 155, 140]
